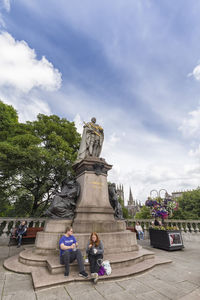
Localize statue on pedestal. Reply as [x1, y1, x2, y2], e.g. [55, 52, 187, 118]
[108, 183, 124, 220]
[77, 117, 104, 160]
[44, 178, 80, 219]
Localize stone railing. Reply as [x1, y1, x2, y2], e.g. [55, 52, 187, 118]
[125, 219, 200, 241]
[0, 217, 200, 244]
[0, 218, 47, 245]
[126, 219, 200, 232]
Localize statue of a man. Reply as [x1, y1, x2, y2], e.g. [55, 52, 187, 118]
[77, 117, 104, 160]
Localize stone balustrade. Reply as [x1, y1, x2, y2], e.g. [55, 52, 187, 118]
[125, 219, 200, 242]
[0, 217, 200, 245]
[125, 219, 200, 232]
[0, 218, 47, 245]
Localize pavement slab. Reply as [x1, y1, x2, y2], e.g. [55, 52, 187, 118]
[0, 240, 200, 300]
[94, 281, 124, 297]
[134, 273, 185, 299]
[2, 291, 36, 300]
[117, 277, 153, 295]
[0, 274, 5, 281]
[135, 290, 170, 300]
[3, 277, 33, 296]
[36, 286, 71, 300]
[64, 281, 93, 296]
[178, 287, 200, 300]
[104, 290, 138, 300]
[174, 280, 198, 295]
[0, 280, 5, 295]
[68, 288, 105, 300]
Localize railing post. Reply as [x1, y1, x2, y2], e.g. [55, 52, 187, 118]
[185, 222, 189, 232]
[2, 220, 9, 237]
[196, 222, 200, 233]
[190, 222, 194, 233]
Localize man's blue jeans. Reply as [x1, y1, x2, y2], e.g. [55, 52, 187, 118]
[138, 231, 144, 240]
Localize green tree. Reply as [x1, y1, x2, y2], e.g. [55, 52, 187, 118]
[0, 101, 81, 216]
[135, 205, 152, 219]
[0, 100, 18, 141]
[0, 100, 19, 216]
[118, 197, 129, 219]
[173, 188, 200, 220]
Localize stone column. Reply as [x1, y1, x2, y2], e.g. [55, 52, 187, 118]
[72, 157, 125, 233]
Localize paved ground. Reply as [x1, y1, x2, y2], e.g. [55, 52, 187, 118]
[0, 240, 200, 300]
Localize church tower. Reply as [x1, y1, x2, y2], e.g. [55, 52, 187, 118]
[116, 184, 125, 206]
[128, 187, 134, 206]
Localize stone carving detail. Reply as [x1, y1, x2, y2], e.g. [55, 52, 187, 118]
[44, 178, 80, 219]
[77, 117, 104, 160]
[108, 183, 124, 220]
[93, 163, 105, 176]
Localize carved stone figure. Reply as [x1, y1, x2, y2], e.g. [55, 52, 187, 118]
[108, 183, 124, 220]
[77, 117, 104, 160]
[44, 178, 80, 219]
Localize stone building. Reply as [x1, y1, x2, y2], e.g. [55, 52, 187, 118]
[116, 184, 125, 206]
[126, 187, 142, 217]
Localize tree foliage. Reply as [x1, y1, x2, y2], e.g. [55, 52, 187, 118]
[0, 100, 81, 216]
[118, 197, 130, 219]
[172, 188, 200, 220]
[135, 205, 152, 219]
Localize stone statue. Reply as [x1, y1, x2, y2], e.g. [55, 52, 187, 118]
[108, 183, 124, 220]
[44, 178, 80, 219]
[77, 117, 104, 160]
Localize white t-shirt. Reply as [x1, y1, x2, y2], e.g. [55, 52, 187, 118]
[135, 225, 143, 232]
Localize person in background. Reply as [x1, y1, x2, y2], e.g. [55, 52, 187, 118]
[59, 227, 88, 278]
[86, 232, 104, 284]
[16, 221, 27, 248]
[154, 217, 161, 226]
[135, 222, 144, 240]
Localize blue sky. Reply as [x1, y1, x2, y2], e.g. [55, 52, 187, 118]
[1, 0, 200, 203]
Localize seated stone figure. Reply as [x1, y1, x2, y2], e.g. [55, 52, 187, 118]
[45, 178, 80, 219]
[108, 183, 124, 220]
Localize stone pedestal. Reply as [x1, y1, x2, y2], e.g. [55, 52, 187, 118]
[3, 156, 167, 289]
[35, 219, 72, 255]
[72, 157, 125, 232]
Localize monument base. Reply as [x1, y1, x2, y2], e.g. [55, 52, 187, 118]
[73, 219, 126, 233]
[73, 157, 115, 223]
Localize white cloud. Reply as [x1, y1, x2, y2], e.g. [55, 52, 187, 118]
[0, 31, 62, 122]
[189, 144, 200, 158]
[0, 32, 62, 93]
[51, 82, 199, 203]
[73, 114, 83, 134]
[0, 89, 51, 122]
[192, 63, 200, 81]
[0, 13, 6, 27]
[179, 107, 200, 138]
[18, 98, 51, 122]
[2, 0, 11, 12]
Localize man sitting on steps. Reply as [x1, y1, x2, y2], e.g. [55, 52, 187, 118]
[59, 226, 88, 278]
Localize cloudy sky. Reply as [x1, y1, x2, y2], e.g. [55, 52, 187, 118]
[1, 0, 200, 203]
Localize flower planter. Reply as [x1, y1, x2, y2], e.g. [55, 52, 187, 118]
[149, 228, 184, 251]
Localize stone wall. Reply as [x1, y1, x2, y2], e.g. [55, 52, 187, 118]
[0, 218, 46, 246]
[126, 218, 200, 243]
[0, 217, 200, 245]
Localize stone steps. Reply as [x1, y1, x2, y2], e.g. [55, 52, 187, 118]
[32, 256, 172, 290]
[18, 247, 155, 274]
[4, 247, 172, 290]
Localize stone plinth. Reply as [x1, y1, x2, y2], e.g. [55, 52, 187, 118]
[4, 157, 148, 289]
[34, 219, 72, 255]
[73, 157, 124, 232]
